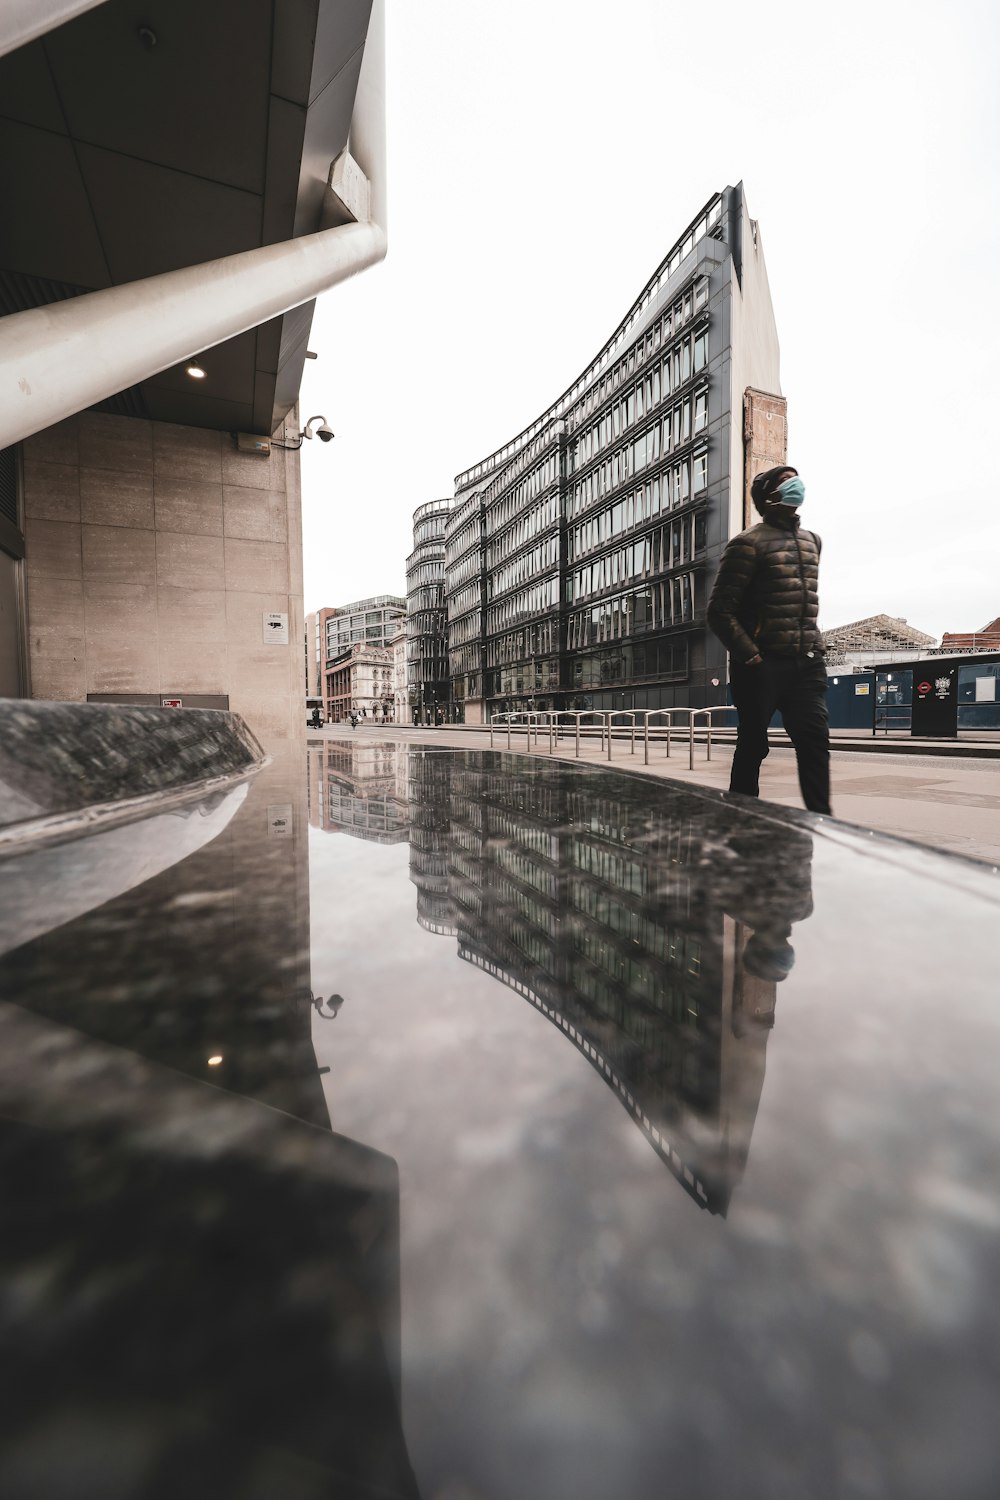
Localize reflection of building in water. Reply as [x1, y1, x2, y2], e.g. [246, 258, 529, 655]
[0, 749, 320, 1124]
[308, 741, 410, 844]
[415, 756, 812, 1214]
[407, 751, 457, 936]
[0, 747, 418, 1492]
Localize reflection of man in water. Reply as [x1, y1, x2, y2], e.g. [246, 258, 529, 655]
[724, 822, 814, 1034]
[680, 818, 817, 1214]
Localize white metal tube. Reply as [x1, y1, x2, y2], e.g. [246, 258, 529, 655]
[0, 219, 386, 449]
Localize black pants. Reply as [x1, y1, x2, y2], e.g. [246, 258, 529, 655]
[730, 655, 832, 814]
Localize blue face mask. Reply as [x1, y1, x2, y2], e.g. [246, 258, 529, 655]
[774, 476, 805, 507]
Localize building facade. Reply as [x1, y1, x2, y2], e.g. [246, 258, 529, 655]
[325, 641, 395, 723]
[940, 617, 1000, 653]
[406, 499, 452, 723]
[305, 607, 337, 704]
[324, 595, 406, 659]
[444, 185, 783, 723]
[389, 629, 408, 724]
[310, 598, 404, 720]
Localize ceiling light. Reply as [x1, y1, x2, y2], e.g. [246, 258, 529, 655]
[207, 1054, 223, 1066]
[186, 362, 207, 380]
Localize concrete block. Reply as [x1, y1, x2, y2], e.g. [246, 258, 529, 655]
[30, 657, 86, 701]
[82, 581, 157, 638]
[84, 637, 158, 694]
[155, 531, 225, 591]
[157, 640, 228, 694]
[224, 588, 289, 643]
[80, 468, 155, 530]
[224, 538, 288, 593]
[22, 416, 79, 467]
[221, 443, 287, 492]
[222, 485, 287, 543]
[153, 422, 223, 483]
[78, 412, 154, 474]
[21, 459, 81, 522]
[227, 646, 291, 693]
[229, 689, 295, 743]
[155, 585, 227, 642]
[24, 519, 82, 581]
[154, 478, 224, 537]
[81, 524, 157, 586]
[25, 570, 83, 636]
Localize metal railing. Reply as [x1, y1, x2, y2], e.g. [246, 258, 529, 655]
[490, 710, 608, 756]
[638, 706, 738, 768]
[604, 710, 640, 760]
[538, 710, 609, 757]
[488, 706, 737, 769]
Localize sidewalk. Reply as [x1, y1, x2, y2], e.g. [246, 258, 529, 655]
[316, 724, 1000, 867]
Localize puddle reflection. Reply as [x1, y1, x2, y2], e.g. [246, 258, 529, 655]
[310, 740, 815, 1216]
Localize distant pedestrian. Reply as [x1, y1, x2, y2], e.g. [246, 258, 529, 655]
[435, 707, 444, 727]
[707, 465, 831, 815]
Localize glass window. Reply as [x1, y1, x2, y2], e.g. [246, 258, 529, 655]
[694, 391, 708, 432]
[693, 332, 707, 371]
[693, 452, 708, 493]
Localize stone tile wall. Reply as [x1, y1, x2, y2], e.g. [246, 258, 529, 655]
[21, 412, 305, 745]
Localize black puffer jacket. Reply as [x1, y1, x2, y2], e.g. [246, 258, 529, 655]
[707, 506, 824, 663]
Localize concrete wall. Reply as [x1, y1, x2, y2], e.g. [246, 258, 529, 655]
[21, 411, 305, 746]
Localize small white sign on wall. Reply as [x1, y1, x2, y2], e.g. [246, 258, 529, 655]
[263, 611, 289, 645]
[267, 804, 293, 837]
[975, 676, 996, 702]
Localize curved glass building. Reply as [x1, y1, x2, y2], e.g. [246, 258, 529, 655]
[445, 184, 785, 723]
[406, 499, 453, 723]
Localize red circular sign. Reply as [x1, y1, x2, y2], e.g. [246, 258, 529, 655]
[917, 681, 932, 694]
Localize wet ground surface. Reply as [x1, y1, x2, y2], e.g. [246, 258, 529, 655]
[2, 742, 999, 1499]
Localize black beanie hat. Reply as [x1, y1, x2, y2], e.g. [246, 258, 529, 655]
[751, 464, 798, 513]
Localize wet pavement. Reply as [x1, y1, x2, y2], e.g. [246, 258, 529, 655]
[2, 740, 999, 1499]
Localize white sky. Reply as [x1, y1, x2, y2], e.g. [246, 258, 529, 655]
[300, 0, 999, 640]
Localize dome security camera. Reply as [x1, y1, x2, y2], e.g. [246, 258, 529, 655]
[300, 415, 334, 445]
[270, 414, 335, 450]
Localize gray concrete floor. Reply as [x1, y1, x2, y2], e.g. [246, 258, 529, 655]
[316, 724, 1000, 868]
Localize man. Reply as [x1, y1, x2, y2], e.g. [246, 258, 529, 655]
[707, 464, 831, 815]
